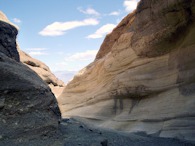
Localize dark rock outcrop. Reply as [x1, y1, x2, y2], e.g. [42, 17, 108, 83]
[0, 21, 19, 61]
[0, 20, 61, 145]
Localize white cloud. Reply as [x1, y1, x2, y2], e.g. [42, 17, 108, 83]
[13, 18, 21, 23]
[56, 62, 68, 66]
[56, 51, 65, 55]
[87, 24, 116, 39]
[66, 50, 98, 61]
[78, 7, 100, 16]
[29, 51, 48, 56]
[26, 48, 47, 51]
[123, 0, 138, 12]
[109, 11, 120, 16]
[53, 50, 98, 71]
[26, 48, 48, 56]
[39, 18, 99, 36]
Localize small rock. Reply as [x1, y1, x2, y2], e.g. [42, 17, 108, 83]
[18, 139, 23, 142]
[26, 96, 30, 100]
[0, 98, 5, 109]
[62, 118, 70, 123]
[2, 119, 6, 124]
[100, 139, 108, 146]
[0, 135, 3, 139]
[3, 90, 8, 94]
[60, 122, 68, 126]
[27, 104, 33, 108]
[8, 104, 12, 108]
[79, 125, 84, 128]
[19, 108, 24, 112]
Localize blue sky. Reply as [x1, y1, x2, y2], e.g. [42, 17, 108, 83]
[0, 0, 139, 72]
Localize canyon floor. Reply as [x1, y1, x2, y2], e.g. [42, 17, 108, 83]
[59, 118, 195, 146]
[2, 118, 193, 146]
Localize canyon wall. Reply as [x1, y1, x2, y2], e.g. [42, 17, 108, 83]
[59, 0, 195, 142]
[0, 12, 62, 145]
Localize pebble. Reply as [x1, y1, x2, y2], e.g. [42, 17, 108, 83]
[3, 90, 8, 94]
[100, 139, 108, 146]
[2, 119, 6, 123]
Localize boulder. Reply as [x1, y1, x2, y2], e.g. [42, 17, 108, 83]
[0, 17, 61, 145]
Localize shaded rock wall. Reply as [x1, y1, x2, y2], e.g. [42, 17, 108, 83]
[0, 10, 65, 97]
[0, 21, 19, 61]
[59, 0, 195, 142]
[0, 19, 61, 145]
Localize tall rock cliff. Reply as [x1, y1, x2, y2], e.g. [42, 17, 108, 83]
[0, 13, 62, 145]
[59, 0, 195, 142]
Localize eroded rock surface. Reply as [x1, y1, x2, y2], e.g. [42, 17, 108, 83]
[59, 0, 195, 142]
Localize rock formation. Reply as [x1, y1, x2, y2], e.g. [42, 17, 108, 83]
[59, 0, 195, 142]
[0, 11, 65, 97]
[1, 7, 194, 145]
[18, 48, 65, 97]
[0, 13, 62, 145]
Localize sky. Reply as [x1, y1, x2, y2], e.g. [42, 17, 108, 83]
[0, 0, 139, 72]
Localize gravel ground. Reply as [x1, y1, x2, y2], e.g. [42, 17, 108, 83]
[59, 118, 195, 146]
[1, 118, 194, 146]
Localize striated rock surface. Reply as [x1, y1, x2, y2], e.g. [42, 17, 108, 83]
[59, 0, 195, 142]
[0, 14, 62, 145]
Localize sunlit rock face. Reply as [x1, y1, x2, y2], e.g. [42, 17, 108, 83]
[0, 12, 61, 145]
[59, 0, 195, 142]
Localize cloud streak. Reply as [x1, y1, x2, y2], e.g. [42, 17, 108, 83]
[39, 18, 99, 36]
[87, 24, 116, 39]
[109, 11, 120, 16]
[78, 7, 100, 16]
[29, 51, 48, 56]
[26, 48, 47, 51]
[66, 50, 98, 61]
[54, 50, 98, 71]
[13, 18, 21, 23]
[26, 48, 48, 56]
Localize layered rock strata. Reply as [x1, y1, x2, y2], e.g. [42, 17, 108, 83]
[59, 0, 195, 142]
